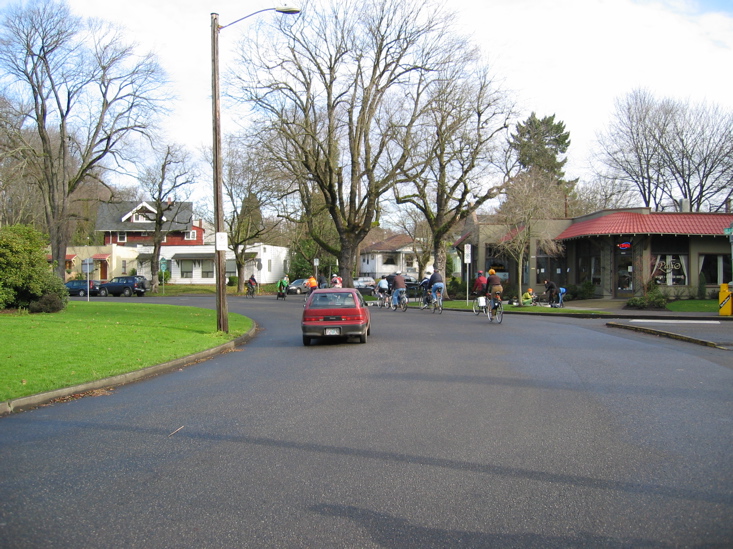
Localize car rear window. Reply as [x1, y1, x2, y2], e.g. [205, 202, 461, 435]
[310, 293, 357, 308]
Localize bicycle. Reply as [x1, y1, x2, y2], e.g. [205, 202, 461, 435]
[376, 291, 389, 309]
[246, 284, 256, 298]
[390, 289, 408, 312]
[432, 289, 443, 314]
[472, 293, 488, 315]
[487, 291, 503, 323]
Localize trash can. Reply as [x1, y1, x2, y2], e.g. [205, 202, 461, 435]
[720, 283, 732, 316]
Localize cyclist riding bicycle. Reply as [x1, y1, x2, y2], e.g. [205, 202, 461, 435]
[428, 269, 444, 304]
[487, 269, 502, 309]
[247, 274, 258, 297]
[473, 270, 487, 295]
[376, 275, 389, 300]
[390, 271, 407, 309]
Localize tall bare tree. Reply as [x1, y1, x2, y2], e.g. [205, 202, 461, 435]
[596, 89, 733, 212]
[0, 0, 166, 277]
[138, 144, 196, 293]
[392, 46, 513, 274]
[232, 0, 462, 286]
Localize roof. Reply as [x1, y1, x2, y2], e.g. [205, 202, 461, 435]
[95, 201, 194, 232]
[171, 253, 215, 260]
[47, 254, 77, 261]
[92, 253, 111, 260]
[555, 212, 733, 241]
[362, 234, 416, 253]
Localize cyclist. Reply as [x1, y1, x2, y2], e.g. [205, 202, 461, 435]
[306, 275, 318, 296]
[247, 274, 258, 296]
[276, 275, 288, 298]
[473, 270, 487, 295]
[419, 272, 432, 309]
[487, 269, 502, 309]
[390, 271, 406, 309]
[330, 273, 343, 288]
[428, 269, 444, 304]
[376, 275, 389, 301]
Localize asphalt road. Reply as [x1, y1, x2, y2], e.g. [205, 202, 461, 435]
[1, 296, 731, 548]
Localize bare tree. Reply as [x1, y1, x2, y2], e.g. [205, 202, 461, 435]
[0, 0, 166, 277]
[596, 89, 733, 212]
[393, 49, 513, 274]
[138, 144, 196, 293]
[493, 169, 565, 304]
[389, 206, 433, 278]
[232, 0, 462, 286]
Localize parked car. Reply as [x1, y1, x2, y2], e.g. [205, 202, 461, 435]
[287, 278, 310, 294]
[65, 279, 100, 297]
[98, 276, 148, 297]
[386, 273, 420, 297]
[353, 276, 376, 287]
[301, 288, 371, 346]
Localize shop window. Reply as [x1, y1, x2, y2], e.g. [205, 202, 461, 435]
[699, 254, 731, 286]
[652, 254, 688, 286]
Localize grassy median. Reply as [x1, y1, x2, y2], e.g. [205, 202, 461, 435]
[0, 301, 252, 402]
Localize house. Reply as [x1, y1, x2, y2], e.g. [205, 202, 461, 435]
[359, 234, 431, 280]
[58, 201, 291, 284]
[455, 208, 733, 299]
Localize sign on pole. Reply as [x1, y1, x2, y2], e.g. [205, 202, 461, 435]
[160, 258, 167, 272]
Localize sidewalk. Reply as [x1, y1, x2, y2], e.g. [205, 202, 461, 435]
[510, 298, 733, 351]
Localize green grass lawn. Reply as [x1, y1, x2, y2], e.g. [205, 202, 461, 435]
[665, 299, 719, 313]
[0, 302, 252, 402]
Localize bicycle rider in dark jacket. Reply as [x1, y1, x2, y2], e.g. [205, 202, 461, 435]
[428, 269, 444, 303]
[390, 271, 407, 308]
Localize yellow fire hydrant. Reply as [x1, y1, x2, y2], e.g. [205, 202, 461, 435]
[720, 283, 732, 316]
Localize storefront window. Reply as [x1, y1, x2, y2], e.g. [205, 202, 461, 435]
[699, 254, 732, 285]
[651, 254, 688, 286]
[576, 241, 601, 286]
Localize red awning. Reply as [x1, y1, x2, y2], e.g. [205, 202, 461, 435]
[92, 254, 111, 260]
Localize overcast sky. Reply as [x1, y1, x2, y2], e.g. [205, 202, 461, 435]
[2, 0, 732, 191]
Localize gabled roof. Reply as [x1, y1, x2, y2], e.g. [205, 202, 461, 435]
[95, 201, 193, 232]
[555, 211, 733, 241]
[362, 234, 416, 253]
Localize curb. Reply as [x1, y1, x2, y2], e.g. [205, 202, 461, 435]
[605, 321, 729, 350]
[0, 323, 258, 416]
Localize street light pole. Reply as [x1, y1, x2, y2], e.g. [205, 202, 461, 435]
[211, 6, 300, 333]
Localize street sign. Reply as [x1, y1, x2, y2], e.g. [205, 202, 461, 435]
[464, 244, 472, 264]
[724, 228, 732, 235]
[160, 258, 167, 272]
[81, 258, 94, 274]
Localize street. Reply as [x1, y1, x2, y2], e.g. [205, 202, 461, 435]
[1, 296, 731, 547]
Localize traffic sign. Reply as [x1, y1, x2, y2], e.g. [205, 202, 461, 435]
[81, 258, 94, 274]
[160, 258, 167, 272]
[724, 228, 732, 235]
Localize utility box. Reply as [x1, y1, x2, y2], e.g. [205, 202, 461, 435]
[720, 284, 732, 316]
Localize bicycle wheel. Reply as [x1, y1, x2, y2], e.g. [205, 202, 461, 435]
[400, 295, 408, 312]
[390, 299, 396, 311]
[472, 298, 480, 315]
[495, 302, 503, 323]
[437, 297, 443, 314]
[377, 296, 383, 308]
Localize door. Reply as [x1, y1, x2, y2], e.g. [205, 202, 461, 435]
[614, 240, 634, 298]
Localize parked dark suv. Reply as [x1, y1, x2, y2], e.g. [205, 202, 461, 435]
[65, 279, 100, 297]
[98, 276, 148, 297]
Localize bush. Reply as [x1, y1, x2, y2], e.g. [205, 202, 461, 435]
[158, 270, 171, 283]
[626, 288, 668, 310]
[29, 293, 66, 313]
[0, 225, 68, 311]
[227, 276, 238, 287]
[697, 273, 707, 300]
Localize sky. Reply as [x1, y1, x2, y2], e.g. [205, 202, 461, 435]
[2, 0, 732, 193]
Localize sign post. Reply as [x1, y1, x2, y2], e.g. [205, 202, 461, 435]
[81, 258, 94, 302]
[725, 225, 733, 283]
[313, 257, 319, 279]
[160, 258, 167, 295]
[464, 245, 472, 305]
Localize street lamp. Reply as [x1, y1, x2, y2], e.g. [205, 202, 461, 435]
[211, 6, 300, 333]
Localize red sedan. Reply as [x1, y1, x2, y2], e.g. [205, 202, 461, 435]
[301, 288, 371, 346]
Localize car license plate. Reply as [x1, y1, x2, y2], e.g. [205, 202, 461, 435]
[324, 328, 341, 336]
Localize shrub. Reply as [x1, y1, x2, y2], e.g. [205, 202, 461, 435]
[29, 293, 66, 313]
[625, 287, 668, 309]
[697, 273, 707, 300]
[158, 270, 171, 283]
[0, 225, 68, 311]
[227, 276, 238, 287]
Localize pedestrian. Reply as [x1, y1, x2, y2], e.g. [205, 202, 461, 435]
[543, 279, 558, 306]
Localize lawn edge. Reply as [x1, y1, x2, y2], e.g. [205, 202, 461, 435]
[1, 322, 258, 417]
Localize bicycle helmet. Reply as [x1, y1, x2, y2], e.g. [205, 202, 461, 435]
[381, 275, 387, 279]
[528, 288, 533, 292]
[396, 271, 402, 275]
[478, 270, 483, 274]
[488, 269, 496, 275]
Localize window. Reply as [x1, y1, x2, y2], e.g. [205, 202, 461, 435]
[268, 259, 272, 273]
[651, 254, 688, 286]
[184, 231, 196, 241]
[384, 255, 396, 265]
[180, 260, 194, 278]
[699, 254, 731, 286]
[226, 260, 237, 277]
[202, 260, 214, 278]
[117, 232, 127, 243]
[133, 213, 147, 222]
